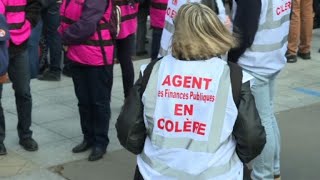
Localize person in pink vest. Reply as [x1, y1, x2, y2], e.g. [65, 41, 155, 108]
[0, 0, 41, 155]
[115, 0, 139, 98]
[59, 0, 116, 161]
[150, 0, 167, 61]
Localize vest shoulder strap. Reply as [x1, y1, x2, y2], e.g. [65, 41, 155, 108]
[227, 61, 242, 107]
[141, 58, 162, 95]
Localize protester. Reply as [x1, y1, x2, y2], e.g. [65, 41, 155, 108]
[0, 0, 41, 155]
[136, 0, 149, 56]
[149, 0, 167, 60]
[159, 0, 230, 57]
[0, 11, 10, 155]
[228, 0, 291, 179]
[115, 0, 138, 98]
[38, 0, 62, 81]
[59, 0, 117, 161]
[286, 0, 314, 63]
[117, 3, 266, 179]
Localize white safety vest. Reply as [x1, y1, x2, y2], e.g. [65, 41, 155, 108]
[159, 0, 228, 57]
[137, 56, 247, 180]
[235, 0, 291, 75]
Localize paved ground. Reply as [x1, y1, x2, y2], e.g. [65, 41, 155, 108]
[0, 29, 319, 180]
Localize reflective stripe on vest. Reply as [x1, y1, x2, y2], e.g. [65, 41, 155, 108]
[151, 2, 167, 10]
[249, 0, 290, 52]
[159, 20, 174, 56]
[140, 150, 240, 179]
[60, 0, 114, 65]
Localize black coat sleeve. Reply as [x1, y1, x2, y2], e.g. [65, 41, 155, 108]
[233, 81, 266, 163]
[228, 0, 261, 63]
[26, 0, 42, 28]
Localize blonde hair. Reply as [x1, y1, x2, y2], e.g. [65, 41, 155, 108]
[171, 3, 237, 60]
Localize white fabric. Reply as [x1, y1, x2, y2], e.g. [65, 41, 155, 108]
[138, 56, 243, 180]
[236, 0, 291, 75]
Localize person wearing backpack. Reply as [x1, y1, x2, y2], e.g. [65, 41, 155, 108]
[58, 0, 117, 161]
[0, 0, 41, 155]
[116, 3, 266, 179]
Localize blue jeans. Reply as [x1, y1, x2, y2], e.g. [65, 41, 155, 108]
[0, 50, 33, 142]
[42, 2, 62, 72]
[28, 21, 43, 79]
[250, 73, 281, 180]
[71, 63, 113, 149]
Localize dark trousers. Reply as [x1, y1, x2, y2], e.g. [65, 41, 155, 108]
[71, 64, 113, 149]
[42, 2, 62, 72]
[151, 28, 163, 61]
[0, 50, 33, 142]
[136, 7, 149, 53]
[133, 166, 144, 180]
[28, 21, 42, 78]
[116, 34, 135, 98]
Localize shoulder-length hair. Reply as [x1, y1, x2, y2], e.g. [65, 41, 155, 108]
[171, 3, 237, 60]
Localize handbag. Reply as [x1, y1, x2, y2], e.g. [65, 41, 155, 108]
[116, 59, 161, 155]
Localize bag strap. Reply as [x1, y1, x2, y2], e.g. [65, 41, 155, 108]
[227, 61, 243, 107]
[140, 58, 162, 95]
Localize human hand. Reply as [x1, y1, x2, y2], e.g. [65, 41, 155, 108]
[0, 73, 9, 84]
[63, 46, 68, 52]
[225, 16, 232, 31]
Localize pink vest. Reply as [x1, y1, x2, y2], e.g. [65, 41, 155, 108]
[59, 0, 114, 66]
[2, 0, 31, 45]
[115, 1, 138, 39]
[150, 0, 167, 29]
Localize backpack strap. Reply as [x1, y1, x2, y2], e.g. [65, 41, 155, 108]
[140, 58, 162, 95]
[227, 61, 243, 107]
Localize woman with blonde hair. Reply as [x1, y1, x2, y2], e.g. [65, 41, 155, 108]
[117, 3, 266, 179]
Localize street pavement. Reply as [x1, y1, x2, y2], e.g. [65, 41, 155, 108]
[0, 29, 319, 180]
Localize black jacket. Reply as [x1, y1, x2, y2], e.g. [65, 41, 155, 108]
[233, 81, 266, 163]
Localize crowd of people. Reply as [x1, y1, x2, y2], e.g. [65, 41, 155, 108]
[0, 0, 319, 179]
